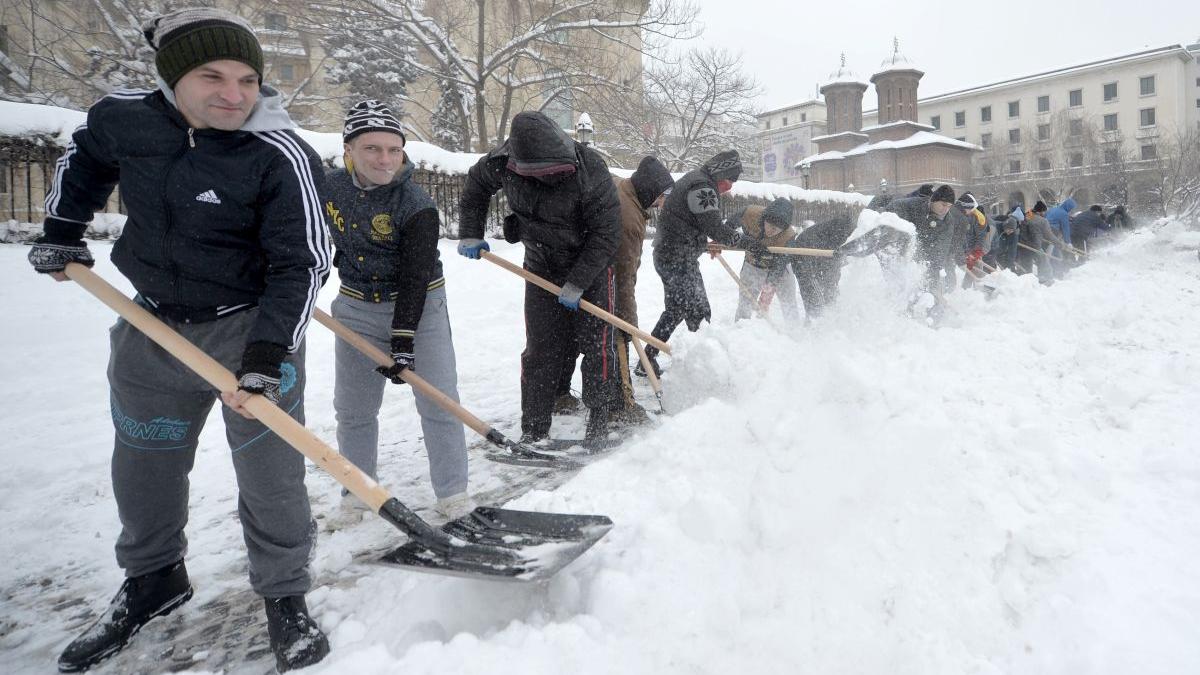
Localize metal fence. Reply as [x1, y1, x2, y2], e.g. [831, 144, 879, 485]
[2, 136, 861, 242]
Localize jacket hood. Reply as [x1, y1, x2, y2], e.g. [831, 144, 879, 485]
[158, 76, 297, 132]
[1060, 197, 1077, 212]
[630, 156, 674, 209]
[1010, 207, 1025, 222]
[505, 111, 578, 177]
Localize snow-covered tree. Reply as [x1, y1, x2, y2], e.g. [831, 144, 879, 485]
[590, 47, 761, 172]
[315, 5, 421, 116]
[325, 0, 699, 151]
[1141, 126, 1200, 223]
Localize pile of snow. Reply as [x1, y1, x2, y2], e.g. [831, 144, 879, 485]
[2, 221, 1199, 674]
[0, 101, 87, 146]
[849, 207, 916, 241]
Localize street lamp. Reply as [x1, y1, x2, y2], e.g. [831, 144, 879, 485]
[800, 162, 811, 189]
[847, 183, 855, 193]
[575, 112, 594, 146]
[879, 178, 889, 194]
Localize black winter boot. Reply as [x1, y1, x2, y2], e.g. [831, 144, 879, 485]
[633, 350, 662, 378]
[585, 406, 615, 441]
[264, 595, 330, 672]
[57, 560, 193, 672]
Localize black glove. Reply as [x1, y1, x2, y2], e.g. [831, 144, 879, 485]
[28, 236, 94, 274]
[235, 341, 287, 403]
[376, 336, 414, 385]
[736, 234, 770, 257]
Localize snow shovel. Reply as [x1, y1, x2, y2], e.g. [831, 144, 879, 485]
[63, 264, 612, 582]
[629, 335, 664, 411]
[1018, 241, 1064, 261]
[312, 309, 581, 470]
[480, 250, 671, 355]
[714, 243, 836, 258]
[713, 252, 768, 319]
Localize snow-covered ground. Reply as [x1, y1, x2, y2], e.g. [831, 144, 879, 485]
[2, 223, 1199, 674]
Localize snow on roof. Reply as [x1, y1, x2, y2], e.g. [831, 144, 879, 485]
[810, 130, 868, 143]
[860, 120, 935, 133]
[610, 167, 869, 206]
[757, 98, 825, 117]
[798, 131, 978, 167]
[0, 101, 87, 145]
[863, 43, 1193, 114]
[822, 53, 868, 88]
[873, 38, 922, 76]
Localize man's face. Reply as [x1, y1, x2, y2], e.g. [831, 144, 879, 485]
[346, 132, 406, 186]
[716, 179, 734, 194]
[930, 201, 952, 218]
[173, 60, 259, 131]
[764, 222, 784, 237]
[652, 193, 666, 209]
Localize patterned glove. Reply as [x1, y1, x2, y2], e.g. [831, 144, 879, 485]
[557, 282, 584, 311]
[456, 238, 490, 259]
[235, 341, 287, 403]
[28, 237, 94, 274]
[736, 234, 770, 257]
[376, 336, 414, 385]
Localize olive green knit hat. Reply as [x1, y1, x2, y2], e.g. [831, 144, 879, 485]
[142, 7, 263, 88]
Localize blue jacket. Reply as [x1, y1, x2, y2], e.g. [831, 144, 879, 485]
[1046, 197, 1076, 244]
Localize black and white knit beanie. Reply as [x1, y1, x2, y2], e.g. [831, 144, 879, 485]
[343, 100, 407, 144]
[142, 7, 263, 88]
[703, 150, 743, 182]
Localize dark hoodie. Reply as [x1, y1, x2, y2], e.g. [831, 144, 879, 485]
[630, 156, 674, 209]
[654, 150, 746, 258]
[459, 111, 620, 291]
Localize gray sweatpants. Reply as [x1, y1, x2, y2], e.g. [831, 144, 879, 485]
[108, 307, 313, 598]
[332, 287, 468, 499]
[734, 261, 800, 321]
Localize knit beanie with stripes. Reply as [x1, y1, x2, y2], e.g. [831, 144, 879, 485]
[343, 100, 407, 145]
[142, 8, 263, 88]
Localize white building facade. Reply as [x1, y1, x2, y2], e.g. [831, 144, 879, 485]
[755, 99, 827, 186]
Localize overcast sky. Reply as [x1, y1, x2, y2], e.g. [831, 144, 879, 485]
[691, 0, 1200, 112]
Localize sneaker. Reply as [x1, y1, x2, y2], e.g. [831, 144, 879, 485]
[325, 493, 372, 531]
[264, 595, 330, 672]
[553, 393, 584, 414]
[58, 560, 193, 673]
[434, 492, 478, 520]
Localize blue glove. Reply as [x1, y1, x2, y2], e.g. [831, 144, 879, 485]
[558, 282, 584, 311]
[457, 238, 490, 259]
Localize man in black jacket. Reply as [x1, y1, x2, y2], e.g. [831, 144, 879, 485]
[640, 150, 768, 376]
[789, 214, 857, 317]
[456, 112, 622, 441]
[27, 8, 330, 672]
[885, 185, 957, 311]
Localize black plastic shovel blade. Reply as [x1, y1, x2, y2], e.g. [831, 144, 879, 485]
[379, 507, 613, 582]
[483, 441, 585, 469]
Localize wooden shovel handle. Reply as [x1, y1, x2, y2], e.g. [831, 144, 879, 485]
[629, 335, 662, 398]
[718, 244, 836, 258]
[480, 250, 671, 355]
[714, 252, 766, 317]
[64, 264, 392, 512]
[313, 309, 495, 440]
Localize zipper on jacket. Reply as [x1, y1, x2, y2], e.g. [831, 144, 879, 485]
[187, 127, 195, 148]
[162, 134, 191, 304]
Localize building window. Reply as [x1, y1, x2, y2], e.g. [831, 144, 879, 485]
[543, 87, 574, 130]
[801, 113, 807, 122]
[1037, 95, 1050, 113]
[955, 136, 966, 142]
[1139, 75, 1156, 96]
[1104, 148, 1119, 164]
[279, 64, 295, 83]
[1103, 82, 1118, 102]
[783, 116, 789, 126]
[0, 160, 7, 193]
[1037, 124, 1050, 141]
[1069, 88, 1083, 107]
[930, 115, 941, 129]
[1008, 100, 1020, 118]
[0, 25, 8, 54]
[1141, 144, 1157, 160]
[955, 111, 965, 127]
[1103, 113, 1118, 131]
[981, 105, 992, 123]
[980, 132, 992, 148]
[1038, 156, 1051, 171]
[765, 119, 771, 130]
[1008, 159, 1022, 174]
[1069, 152, 1083, 168]
[1139, 107, 1156, 127]
[1069, 118, 1083, 137]
[1009, 128, 1021, 144]
[264, 13, 288, 30]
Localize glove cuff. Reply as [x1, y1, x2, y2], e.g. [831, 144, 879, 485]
[237, 341, 286, 380]
[560, 282, 584, 303]
[389, 334, 415, 360]
[41, 217, 89, 243]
